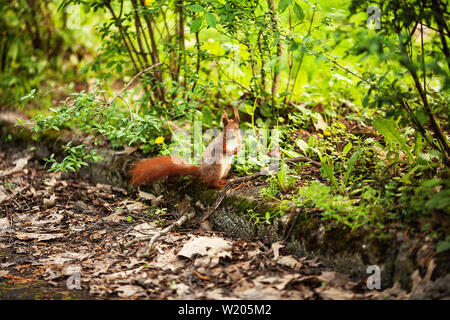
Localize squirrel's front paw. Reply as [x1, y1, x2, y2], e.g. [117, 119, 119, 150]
[212, 179, 228, 188]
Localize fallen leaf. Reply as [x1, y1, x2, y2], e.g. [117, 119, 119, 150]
[116, 285, 144, 298]
[43, 173, 60, 187]
[234, 286, 282, 300]
[0, 155, 31, 177]
[15, 232, 64, 241]
[104, 209, 127, 223]
[147, 248, 185, 272]
[320, 271, 352, 287]
[150, 195, 164, 206]
[178, 237, 232, 259]
[126, 201, 147, 212]
[172, 282, 191, 298]
[254, 274, 301, 290]
[316, 286, 355, 300]
[114, 146, 138, 155]
[138, 191, 156, 201]
[95, 183, 112, 190]
[0, 217, 10, 235]
[410, 259, 436, 297]
[0, 187, 10, 203]
[129, 222, 158, 238]
[271, 241, 284, 260]
[276, 255, 302, 270]
[178, 236, 232, 267]
[313, 113, 328, 132]
[35, 252, 89, 266]
[43, 194, 57, 208]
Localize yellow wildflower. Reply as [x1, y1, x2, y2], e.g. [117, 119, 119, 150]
[144, 0, 155, 5]
[155, 136, 165, 144]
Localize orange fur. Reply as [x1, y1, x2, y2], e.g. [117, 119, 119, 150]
[129, 156, 200, 185]
[129, 107, 241, 188]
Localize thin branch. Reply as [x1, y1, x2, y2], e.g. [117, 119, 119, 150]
[288, 3, 317, 104]
[420, 16, 426, 98]
[109, 62, 164, 106]
[191, 27, 201, 93]
[105, 3, 141, 73]
[284, 7, 293, 104]
[216, 62, 252, 93]
[139, 0, 165, 100]
[268, 0, 283, 99]
[144, 208, 195, 256]
[131, 0, 150, 67]
[124, 207, 196, 257]
[175, 0, 185, 84]
[431, 0, 450, 70]
[257, 29, 267, 93]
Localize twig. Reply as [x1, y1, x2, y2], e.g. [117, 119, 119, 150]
[109, 62, 164, 105]
[200, 156, 320, 222]
[121, 231, 156, 250]
[268, 0, 283, 98]
[216, 62, 252, 93]
[108, 62, 164, 122]
[122, 206, 196, 256]
[288, 3, 317, 104]
[283, 208, 302, 241]
[143, 207, 196, 257]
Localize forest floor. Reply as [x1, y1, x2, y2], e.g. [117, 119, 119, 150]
[0, 143, 439, 300]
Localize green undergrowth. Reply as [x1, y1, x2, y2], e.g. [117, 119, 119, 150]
[3, 0, 449, 241]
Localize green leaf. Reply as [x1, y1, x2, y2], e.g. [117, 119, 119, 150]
[436, 237, 450, 253]
[307, 135, 315, 148]
[344, 148, 363, 182]
[205, 12, 217, 28]
[190, 17, 203, 33]
[245, 103, 255, 115]
[187, 4, 205, 12]
[283, 148, 301, 158]
[293, 2, 304, 22]
[372, 118, 414, 161]
[278, 0, 291, 13]
[320, 160, 339, 190]
[202, 106, 213, 126]
[342, 142, 352, 156]
[426, 189, 450, 211]
[296, 138, 309, 155]
[57, 0, 68, 12]
[362, 94, 369, 107]
[20, 89, 37, 101]
[414, 131, 424, 156]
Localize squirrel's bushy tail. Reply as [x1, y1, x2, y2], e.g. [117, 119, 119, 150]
[129, 155, 200, 185]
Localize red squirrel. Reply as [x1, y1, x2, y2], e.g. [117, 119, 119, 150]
[129, 107, 242, 188]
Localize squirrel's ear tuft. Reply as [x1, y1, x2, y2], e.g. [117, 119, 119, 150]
[222, 109, 230, 125]
[222, 115, 229, 126]
[233, 106, 239, 123]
